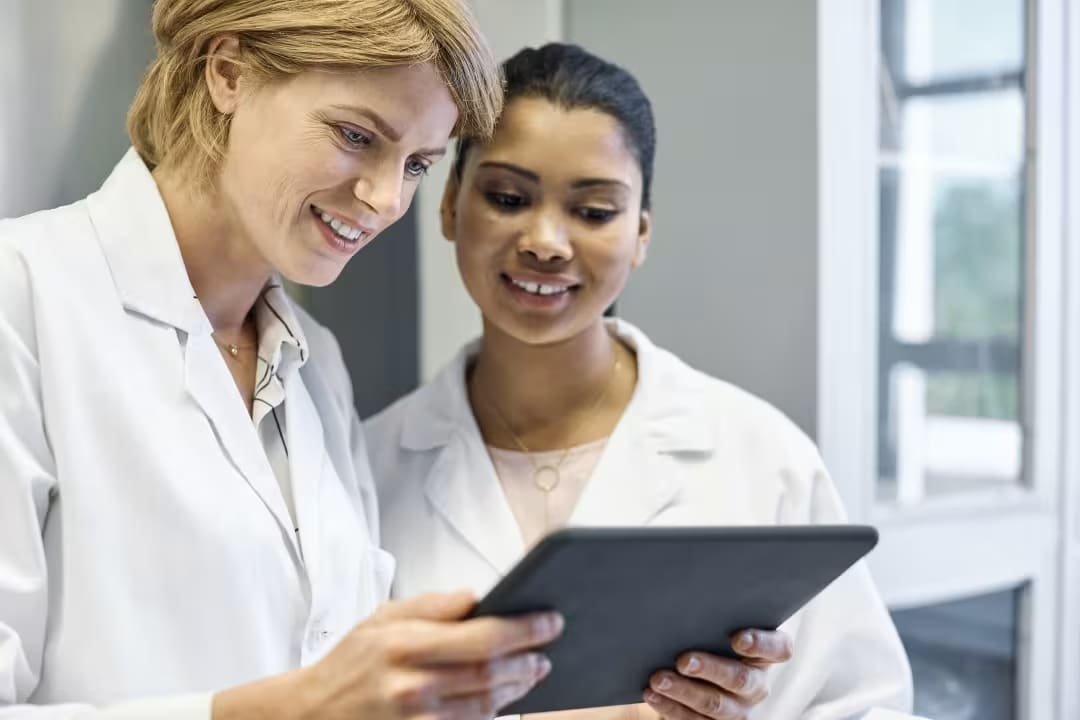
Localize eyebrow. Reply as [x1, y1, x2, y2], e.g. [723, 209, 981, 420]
[477, 161, 631, 191]
[328, 103, 447, 158]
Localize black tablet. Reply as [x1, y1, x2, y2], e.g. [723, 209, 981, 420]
[469, 525, 878, 714]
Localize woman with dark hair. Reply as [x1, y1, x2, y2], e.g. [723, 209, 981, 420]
[366, 43, 913, 720]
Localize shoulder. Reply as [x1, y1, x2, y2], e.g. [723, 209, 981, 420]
[631, 327, 840, 521]
[0, 202, 97, 342]
[703, 372, 822, 466]
[363, 384, 426, 462]
[364, 341, 471, 441]
[624, 320, 823, 469]
[0, 201, 95, 276]
[0, 201, 92, 245]
[363, 347, 473, 498]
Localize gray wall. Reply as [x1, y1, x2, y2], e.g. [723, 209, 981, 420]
[0, 0, 155, 218]
[567, 0, 821, 436]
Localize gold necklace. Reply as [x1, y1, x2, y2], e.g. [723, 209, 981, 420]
[482, 347, 622, 532]
[211, 334, 257, 358]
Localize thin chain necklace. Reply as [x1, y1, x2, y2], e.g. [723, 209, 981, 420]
[211, 334, 257, 358]
[481, 345, 622, 532]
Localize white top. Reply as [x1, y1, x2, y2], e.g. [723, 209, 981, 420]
[365, 319, 914, 720]
[487, 439, 607, 548]
[0, 149, 394, 718]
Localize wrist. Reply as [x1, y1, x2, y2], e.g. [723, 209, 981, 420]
[212, 667, 314, 720]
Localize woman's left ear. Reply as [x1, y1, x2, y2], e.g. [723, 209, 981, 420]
[632, 209, 652, 268]
[204, 34, 245, 115]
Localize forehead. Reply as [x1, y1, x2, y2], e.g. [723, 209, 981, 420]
[277, 63, 458, 144]
[473, 97, 641, 184]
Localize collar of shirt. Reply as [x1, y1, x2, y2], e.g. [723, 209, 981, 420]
[251, 281, 309, 425]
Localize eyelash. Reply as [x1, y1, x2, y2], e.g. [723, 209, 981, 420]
[337, 125, 371, 147]
[486, 191, 528, 209]
[405, 159, 431, 179]
[484, 192, 618, 223]
[578, 207, 617, 223]
[336, 125, 430, 180]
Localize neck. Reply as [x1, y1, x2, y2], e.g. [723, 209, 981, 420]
[153, 167, 272, 334]
[470, 319, 635, 450]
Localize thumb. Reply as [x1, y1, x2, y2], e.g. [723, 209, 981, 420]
[372, 591, 478, 623]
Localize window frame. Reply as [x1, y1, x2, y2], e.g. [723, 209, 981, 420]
[818, 0, 1068, 717]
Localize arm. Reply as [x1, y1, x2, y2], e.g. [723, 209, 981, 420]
[780, 468, 914, 719]
[0, 248, 215, 719]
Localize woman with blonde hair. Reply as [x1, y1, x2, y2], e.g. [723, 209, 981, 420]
[0, 1, 562, 718]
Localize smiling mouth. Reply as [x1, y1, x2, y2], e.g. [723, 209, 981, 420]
[502, 274, 579, 297]
[312, 206, 368, 246]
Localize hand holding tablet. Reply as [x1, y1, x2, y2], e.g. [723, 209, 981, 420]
[469, 525, 879, 714]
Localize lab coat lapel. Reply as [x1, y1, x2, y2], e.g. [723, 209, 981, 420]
[570, 320, 715, 527]
[423, 434, 526, 576]
[285, 371, 327, 583]
[403, 346, 526, 576]
[87, 148, 301, 554]
[567, 417, 682, 527]
[184, 334, 301, 557]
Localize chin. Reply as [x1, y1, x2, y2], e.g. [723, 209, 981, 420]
[492, 314, 586, 348]
[277, 255, 347, 288]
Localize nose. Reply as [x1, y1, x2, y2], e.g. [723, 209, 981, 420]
[519, 212, 572, 263]
[352, 161, 404, 221]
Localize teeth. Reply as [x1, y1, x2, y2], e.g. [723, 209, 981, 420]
[319, 210, 365, 242]
[511, 278, 568, 296]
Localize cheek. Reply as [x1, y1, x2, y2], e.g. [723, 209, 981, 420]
[264, 150, 349, 230]
[456, 201, 506, 255]
[394, 182, 422, 223]
[579, 225, 642, 296]
[591, 225, 639, 269]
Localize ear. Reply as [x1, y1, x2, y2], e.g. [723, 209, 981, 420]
[631, 208, 652, 268]
[440, 171, 461, 243]
[204, 34, 244, 115]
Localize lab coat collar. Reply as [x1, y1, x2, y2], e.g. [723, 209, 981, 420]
[87, 148, 208, 334]
[400, 319, 717, 455]
[86, 149, 311, 562]
[401, 320, 715, 574]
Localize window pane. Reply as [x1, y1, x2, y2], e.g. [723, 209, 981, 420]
[877, 0, 1027, 503]
[892, 588, 1019, 720]
[931, 180, 1023, 344]
[882, 0, 1025, 85]
[902, 92, 1025, 167]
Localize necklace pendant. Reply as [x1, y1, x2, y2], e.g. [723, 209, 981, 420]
[534, 465, 561, 493]
[228, 344, 240, 357]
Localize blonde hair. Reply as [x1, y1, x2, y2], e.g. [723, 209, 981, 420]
[127, 0, 501, 187]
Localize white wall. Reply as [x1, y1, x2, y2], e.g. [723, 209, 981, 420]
[417, 0, 564, 380]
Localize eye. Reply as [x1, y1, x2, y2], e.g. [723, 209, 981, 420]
[486, 191, 528, 210]
[405, 158, 430, 179]
[338, 125, 371, 147]
[577, 207, 617, 223]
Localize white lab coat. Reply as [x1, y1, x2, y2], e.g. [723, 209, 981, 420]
[0, 149, 393, 717]
[365, 320, 914, 720]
